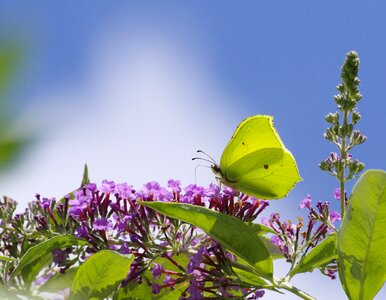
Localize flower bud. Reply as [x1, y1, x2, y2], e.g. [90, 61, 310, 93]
[325, 112, 339, 124]
[350, 130, 367, 146]
[323, 129, 335, 142]
[351, 110, 361, 124]
[336, 84, 345, 93]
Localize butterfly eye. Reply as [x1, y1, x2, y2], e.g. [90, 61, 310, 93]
[264, 164, 269, 169]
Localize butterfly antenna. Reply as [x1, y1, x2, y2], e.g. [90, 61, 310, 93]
[196, 150, 217, 164]
[194, 164, 211, 185]
[192, 157, 215, 165]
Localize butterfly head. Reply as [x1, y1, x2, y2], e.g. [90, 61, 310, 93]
[210, 163, 223, 179]
[192, 150, 223, 179]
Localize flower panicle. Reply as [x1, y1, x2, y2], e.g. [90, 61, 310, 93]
[2, 179, 270, 299]
[264, 191, 340, 279]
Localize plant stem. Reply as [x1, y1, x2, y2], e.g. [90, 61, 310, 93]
[278, 280, 316, 300]
[340, 110, 348, 219]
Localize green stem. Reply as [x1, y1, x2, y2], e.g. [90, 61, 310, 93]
[340, 177, 345, 219]
[340, 110, 348, 219]
[278, 280, 316, 300]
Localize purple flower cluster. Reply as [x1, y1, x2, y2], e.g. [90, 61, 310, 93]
[29, 179, 270, 298]
[2, 178, 340, 298]
[263, 191, 340, 279]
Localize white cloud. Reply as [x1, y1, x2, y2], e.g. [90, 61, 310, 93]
[0, 25, 242, 208]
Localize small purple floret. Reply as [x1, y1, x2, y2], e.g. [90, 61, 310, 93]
[40, 197, 52, 210]
[247, 289, 265, 299]
[334, 188, 341, 201]
[152, 263, 164, 279]
[299, 194, 312, 209]
[101, 179, 116, 194]
[151, 283, 161, 294]
[271, 235, 283, 247]
[167, 179, 181, 193]
[116, 183, 135, 200]
[76, 224, 89, 238]
[93, 218, 113, 230]
[329, 210, 341, 223]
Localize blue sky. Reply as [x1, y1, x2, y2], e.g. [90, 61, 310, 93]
[0, 2, 385, 299]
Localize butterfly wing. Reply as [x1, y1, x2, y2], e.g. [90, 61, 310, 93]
[220, 116, 284, 170]
[219, 115, 301, 199]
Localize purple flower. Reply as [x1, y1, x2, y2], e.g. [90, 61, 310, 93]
[328, 152, 339, 162]
[52, 249, 68, 265]
[152, 263, 164, 279]
[181, 184, 205, 204]
[261, 217, 270, 227]
[324, 268, 337, 280]
[246, 289, 265, 299]
[101, 179, 116, 194]
[271, 235, 284, 247]
[76, 224, 90, 238]
[87, 183, 98, 192]
[130, 233, 140, 243]
[40, 197, 52, 210]
[152, 283, 161, 294]
[140, 181, 173, 201]
[329, 210, 341, 223]
[116, 183, 135, 200]
[108, 244, 119, 251]
[120, 242, 131, 254]
[163, 274, 173, 285]
[299, 194, 312, 209]
[187, 246, 206, 274]
[35, 274, 51, 286]
[223, 186, 238, 197]
[205, 183, 220, 197]
[334, 188, 341, 201]
[115, 214, 133, 233]
[93, 218, 113, 230]
[167, 179, 181, 193]
[69, 190, 91, 217]
[143, 181, 161, 197]
[187, 278, 203, 299]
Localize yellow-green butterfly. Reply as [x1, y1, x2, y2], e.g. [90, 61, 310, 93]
[198, 115, 301, 200]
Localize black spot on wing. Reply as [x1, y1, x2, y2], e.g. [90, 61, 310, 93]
[264, 164, 269, 169]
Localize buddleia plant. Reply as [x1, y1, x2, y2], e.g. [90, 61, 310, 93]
[319, 51, 366, 218]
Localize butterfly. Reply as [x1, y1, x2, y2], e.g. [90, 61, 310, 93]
[196, 115, 301, 199]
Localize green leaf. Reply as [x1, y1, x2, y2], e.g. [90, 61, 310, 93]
[0, 134, 28, 171]
[231, 256, 269, 287]
[0, 43, 28, 172]
[0, 255, 16, 261]
[140, 202, 273, 279]
[0, 43, 20, 96]
[233, 266, 267, 287]
[245, 222, 277, 235]
[10, 235, 88, 283]
[80, 163, 90, 187]
[243, 223, 282, 259]
[338, 169, 386, 300]
[259, 236, 284, 260]
[289, 233, 337, 278]
[39, 267, 78, 293]
[21, 253, 52, 290]
[70, 250, 134, 300]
